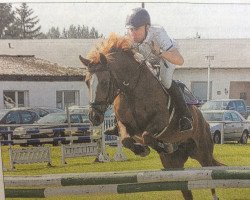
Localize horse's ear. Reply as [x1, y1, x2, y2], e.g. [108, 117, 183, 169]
[79, 55, 91, 68]
[99, 53, 107, 66]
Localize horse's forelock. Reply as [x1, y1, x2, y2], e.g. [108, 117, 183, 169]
[86, 33, 132, 64]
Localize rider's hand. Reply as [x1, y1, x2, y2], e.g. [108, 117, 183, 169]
[133, 52, 145, 63]
[150, 41, 163, 57]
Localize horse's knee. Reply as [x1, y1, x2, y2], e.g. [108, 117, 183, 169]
[122, 137, 150, 157]
[121, 137, 136, 149]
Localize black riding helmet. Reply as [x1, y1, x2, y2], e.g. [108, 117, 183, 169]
[125, 8, 151, 29]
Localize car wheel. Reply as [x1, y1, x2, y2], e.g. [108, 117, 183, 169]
[239, 131, 248, 144]
[213, 132, 221, 144]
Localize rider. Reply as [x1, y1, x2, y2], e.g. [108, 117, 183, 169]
[125, 7, 193, 132]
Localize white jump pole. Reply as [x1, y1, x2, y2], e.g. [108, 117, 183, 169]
[0, 143, 6, 200]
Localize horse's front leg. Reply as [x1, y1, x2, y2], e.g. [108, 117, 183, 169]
[117, 121, 150, 157]
[142, 131, 177, 154]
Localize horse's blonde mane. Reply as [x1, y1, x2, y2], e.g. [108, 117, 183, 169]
[87, 33, 132, 64]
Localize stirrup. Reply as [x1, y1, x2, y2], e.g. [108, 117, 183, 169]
[179, 117, 193, 132]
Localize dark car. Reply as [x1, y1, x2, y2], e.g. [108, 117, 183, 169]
[0, 108, 40, 125]
[13, 112, 90, 140]
[0, 108, 40, 140]
[201, 99, 248, 119]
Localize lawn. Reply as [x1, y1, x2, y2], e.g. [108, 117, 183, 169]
[2, 142, 250, 200]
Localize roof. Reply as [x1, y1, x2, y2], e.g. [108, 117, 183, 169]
[0, 55, 84, 81]
[0, 39, 100, 68]
[178, 38, 250, 69]
[0, 38, 249, 69]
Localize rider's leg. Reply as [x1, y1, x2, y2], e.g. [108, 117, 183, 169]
[160, 61, 193, 132]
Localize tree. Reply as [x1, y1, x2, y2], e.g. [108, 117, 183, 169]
[0, 3, 15, 38]
[89, 27, 98, 39]
[15, 3, 41, 39]
[67, 24, 78, 38]
[61, 28, 68, 38]
[47, 26, 60, 39]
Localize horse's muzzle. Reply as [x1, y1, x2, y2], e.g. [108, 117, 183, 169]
[89, 108, 104, 126]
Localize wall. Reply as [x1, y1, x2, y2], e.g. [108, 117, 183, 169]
[0, 81, 89, 109]
[174, 68, 250, 101]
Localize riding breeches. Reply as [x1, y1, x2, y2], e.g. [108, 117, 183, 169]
[159, 60, 175, 89]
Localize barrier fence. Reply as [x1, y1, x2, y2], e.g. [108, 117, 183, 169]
[3, 167, 250, 198]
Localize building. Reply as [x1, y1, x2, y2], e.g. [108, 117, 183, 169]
[1, 38, 250, 107]
[0, 55, 87, 109]
[174, 39, 250, 105]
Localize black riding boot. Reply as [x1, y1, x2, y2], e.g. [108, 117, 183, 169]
[167, 81, 193, 132]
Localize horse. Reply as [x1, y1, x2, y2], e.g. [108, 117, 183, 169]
[79, 33, 224, 200]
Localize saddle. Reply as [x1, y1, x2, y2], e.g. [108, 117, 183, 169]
[174, 80, 200, 106]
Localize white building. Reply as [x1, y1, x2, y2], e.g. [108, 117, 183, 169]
[174, 39, 250, 105]
[1, 38, 250, 108]
[0, 55, 88, 109]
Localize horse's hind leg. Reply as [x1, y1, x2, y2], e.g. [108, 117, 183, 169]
[191, 144, 223, 200]
[159, 146, 193, 200]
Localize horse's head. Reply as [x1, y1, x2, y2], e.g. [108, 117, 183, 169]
[79, 53, 115, 126]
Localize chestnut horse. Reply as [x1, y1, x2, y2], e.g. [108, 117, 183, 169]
[79, 34, 223, 200]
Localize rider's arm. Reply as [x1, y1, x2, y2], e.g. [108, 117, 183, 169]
[148, 26, 184, 66]
[160, 47, 184, 66]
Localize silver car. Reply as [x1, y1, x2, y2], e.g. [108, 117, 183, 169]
[202, 110, 249, 144]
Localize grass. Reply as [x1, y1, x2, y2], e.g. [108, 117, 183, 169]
[2, 142, 250, 200]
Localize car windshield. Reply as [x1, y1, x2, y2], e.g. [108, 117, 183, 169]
[201, 101, 229, 110]
[202, 112, 223, 121]
[36, 113, 66, 124]
[0, 109, 9, 120]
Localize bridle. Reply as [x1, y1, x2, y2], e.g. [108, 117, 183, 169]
[86, 65, 116, 114]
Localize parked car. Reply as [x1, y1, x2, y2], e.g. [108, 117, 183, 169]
[0, 108, 40, 125]
[69, 105, 114, 117]
[0, 108, 40, 140]
[200, 99, 248, 119]
[202, 110, 249, 144]
[247, 106, 250, 118]
[13, 112, 90, 140]
[28, 107, 64, 118]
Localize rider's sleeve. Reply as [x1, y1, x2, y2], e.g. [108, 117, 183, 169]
[156, 27, 174, 51]
[146, 26, 175, 52]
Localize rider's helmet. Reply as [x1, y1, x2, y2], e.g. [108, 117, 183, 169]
[125, 8, 151, 29]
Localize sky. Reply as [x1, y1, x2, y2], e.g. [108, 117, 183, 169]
[9, 1, 250, 39]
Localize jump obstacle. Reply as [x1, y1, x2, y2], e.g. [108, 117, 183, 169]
[3, 167, 250, 198]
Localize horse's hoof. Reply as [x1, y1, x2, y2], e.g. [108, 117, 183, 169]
[134, 143, 150, 157]
[139, 145, 150, 157]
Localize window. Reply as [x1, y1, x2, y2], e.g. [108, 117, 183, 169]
[227, 101, 236, 110]
[56, 91, 79, 109]
[3, 91, 29, 109]
[231, 112, 240, 122]
[20, 111, 36, 124]
[224, 113, 232, 121]
[70, 114, 81, 123]
[235, 100, 246, 112]
[5, 111, 20, 124]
